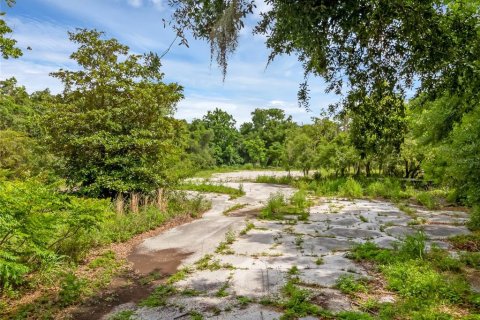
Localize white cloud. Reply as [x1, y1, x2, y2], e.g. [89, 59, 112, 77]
[2, 0, 339, 125]
[127, 0, 142, 7]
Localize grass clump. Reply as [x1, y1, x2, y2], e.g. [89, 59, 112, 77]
[260, 193, 287, 219]
[138, 284, 176, 307]
[279, 279, 330, 320]
[109, 310, 134, 320]
[338, 177, 363, 198]
[348, 232, 478, 318]
[189, 310, 204, 320]
[215, 229, 236, 255]
[166, 266, 192, 284]
[260, 190, 310, 220]
[236, 295, 253, 307]
[335, 274, 368, 295]
[194, 254, 222, 271]
[222, 203, 247, 215]
[215, 282, 230, 297]
[255, 175, 294, 185]
[416, 191, 440, 209]
[176, 182, 245, 199]
[239, 221, 255, 235]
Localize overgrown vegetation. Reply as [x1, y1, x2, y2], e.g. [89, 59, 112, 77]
[348, 233, 480, 318]
[177, 182, 245, 199]
[260, 190, 310, 220]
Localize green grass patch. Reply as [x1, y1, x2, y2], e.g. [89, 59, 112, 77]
[260, 190, 310, 220]
[166, 266, 192, 284]
[348, 233, 478, 318]
[335, 274, 368, 295]
[176, 182, 245, 199]
[138, 284, 176, 307]
[239, 221, 255, 235]
[109, 310, 134, 320]
[255, 175, 294, 185]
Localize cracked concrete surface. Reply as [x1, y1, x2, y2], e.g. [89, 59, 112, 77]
[105, 171, 471, 320]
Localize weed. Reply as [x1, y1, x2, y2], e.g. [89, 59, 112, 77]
[260, 193, 287, 219]
[339, 177, 363, 198]
[279, 280, 329, 319]
[215, 229, 236, 255]
[109, 310, 134, 320]
[236, 295, 253, 307]
[315, 257, 324, 265]
[288, 266, 300, 276]
[223, 203, 247, 216]
[335, 274, 368, 294]
[239, 221, 255, 235]
[88, 250, 116, 269]
[416, 191, 440, 209]
[295, 235, 304, 248]
[167, 266, 192, 284]
[139, 284, 176, 307]
[139, 271, 162, 285]
[359, 215, 368, 223]
[195, 254, 222, 271]
[215, 282, 230, 297]
[58, 272, 85, 306]
[189, 310, 204, 320]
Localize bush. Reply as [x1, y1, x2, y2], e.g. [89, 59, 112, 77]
[468, 206, 480, 231]
[260, 193, 287, 219]
[339, 177, 363, 198]
[416, 191, 440, 209]
[365, 178, 402, 200]
[58, 273, 86, 306]
[0, 180, 109, 291]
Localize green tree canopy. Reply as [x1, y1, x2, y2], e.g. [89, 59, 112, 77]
[43, 29, 186, 197]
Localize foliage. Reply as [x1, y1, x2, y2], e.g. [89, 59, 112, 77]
[43, 29, 186, 197]
[0, 180, 109, 291]
[197, 108, 242, 166]
[0, 1, 22, 59]
[138, 284, 176, 307]
[338, 177, 363, 199]
[335, 274, 368, 295]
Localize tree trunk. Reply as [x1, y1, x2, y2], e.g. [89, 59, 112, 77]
[366, 161, 371, 177]
[130, 192, 139, 213]
[156, 188, 166, 212]
[114, 193, 124, 214]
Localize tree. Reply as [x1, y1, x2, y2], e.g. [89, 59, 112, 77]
[43, 29, 185, 198]
[0, 0, 22, 59]
[243, 136, 266, 166]
[240, 108, 294, 166]
[186, 119, 216, 169]
[200, 108, 242, 165]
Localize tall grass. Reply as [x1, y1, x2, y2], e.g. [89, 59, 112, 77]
[176, 182, 245, 199]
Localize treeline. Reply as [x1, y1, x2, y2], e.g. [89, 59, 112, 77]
[0, 29, 214, 307]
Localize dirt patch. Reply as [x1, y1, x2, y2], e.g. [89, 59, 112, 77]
[128, 248, 193, 275]
[72, 273, 153, 320]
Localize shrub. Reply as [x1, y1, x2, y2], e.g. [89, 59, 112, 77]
[0, 180, 109, 291]
[260, 193, 287, 219]
[365, 179, 402, 200]
[416, 191, 440, 209]
[339, 177, 363, 198]
[467, 206, 480, 231]
[58, 273, 86, 306]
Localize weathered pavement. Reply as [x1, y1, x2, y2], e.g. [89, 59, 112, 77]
[106, 171, 471, 320]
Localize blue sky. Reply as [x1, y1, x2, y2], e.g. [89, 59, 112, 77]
[1, 0, 339, 125]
